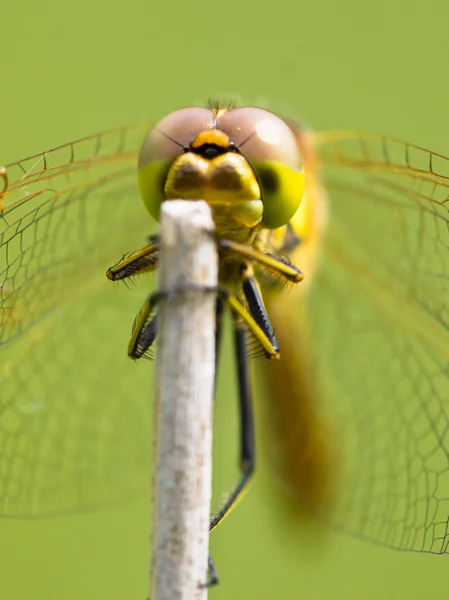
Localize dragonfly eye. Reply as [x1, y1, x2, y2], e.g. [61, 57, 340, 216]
[218, 107, 302, 169]
[217, 107, 305, 229]
[138, 107, 216, 220]
[138, 107, 215, 168]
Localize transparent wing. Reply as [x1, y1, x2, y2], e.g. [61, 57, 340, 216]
[0, 124, 159, 516]
[302, 131, 449, 553]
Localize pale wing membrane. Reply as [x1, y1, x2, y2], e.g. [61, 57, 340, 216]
[0, 124, 159, 516]
[305, 132, 449, 552]
[1, 124, 151, 343]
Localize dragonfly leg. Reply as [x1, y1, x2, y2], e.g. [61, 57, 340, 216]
[106, 235, 159, 281]
[128, 284, 219, 360]
[214, 295, 225, 376]
[198, 554, 220, 588]
[127, 294, 158, 359]
[218, 238, 303, 283]
[240, 264, 279, 358]
[209, 309, 255, 532]
[224, 291, 279, 359]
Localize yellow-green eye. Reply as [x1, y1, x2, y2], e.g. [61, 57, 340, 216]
[138, 107, 215, 221]
[218, 107, 304, 229]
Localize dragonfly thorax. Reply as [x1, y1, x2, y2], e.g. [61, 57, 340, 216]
[164, 149, 263, 243]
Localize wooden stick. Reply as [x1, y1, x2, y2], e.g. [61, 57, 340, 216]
[150, 201, 217, 600]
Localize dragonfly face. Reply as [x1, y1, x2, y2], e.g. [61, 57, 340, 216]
[137, 105, 305, 242]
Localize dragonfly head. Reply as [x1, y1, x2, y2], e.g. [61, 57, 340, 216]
[138, 105, 305, 235]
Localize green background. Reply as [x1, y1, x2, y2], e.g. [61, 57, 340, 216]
[2, 0, 448, 598]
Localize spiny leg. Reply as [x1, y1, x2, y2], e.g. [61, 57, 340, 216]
[209, 258, 282, 533]
[107, 236, 300, 284]
[199, 554, 219, 589]
[218, 238, 303, 283]
[224, 292, 279, 359]
[209, 308, 255, 533]
[109, 236, 296, 361]
[127, 294, 158, 359]
[107, 237, 160, 359]
[106, 236, 159, 281]
[128, 285, 219, 361]
[127, 277, 279, 363]
[128, 277, 279, 362]
[214, 295, 225, 380]
[240, 264, 279, 358]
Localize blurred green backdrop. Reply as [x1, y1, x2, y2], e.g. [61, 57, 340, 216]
[2, 0, 449, 598]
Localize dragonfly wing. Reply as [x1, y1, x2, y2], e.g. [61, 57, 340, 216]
[288, 131, 449, 553]
[0, 124, 159, 516]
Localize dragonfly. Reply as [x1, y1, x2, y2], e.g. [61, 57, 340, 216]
[1, 100, 449, 565]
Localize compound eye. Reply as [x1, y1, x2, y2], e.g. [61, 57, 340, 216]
[217, 107, 303, 172]
[138, 107, 215, 169]
[218, 107, 304, 229]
